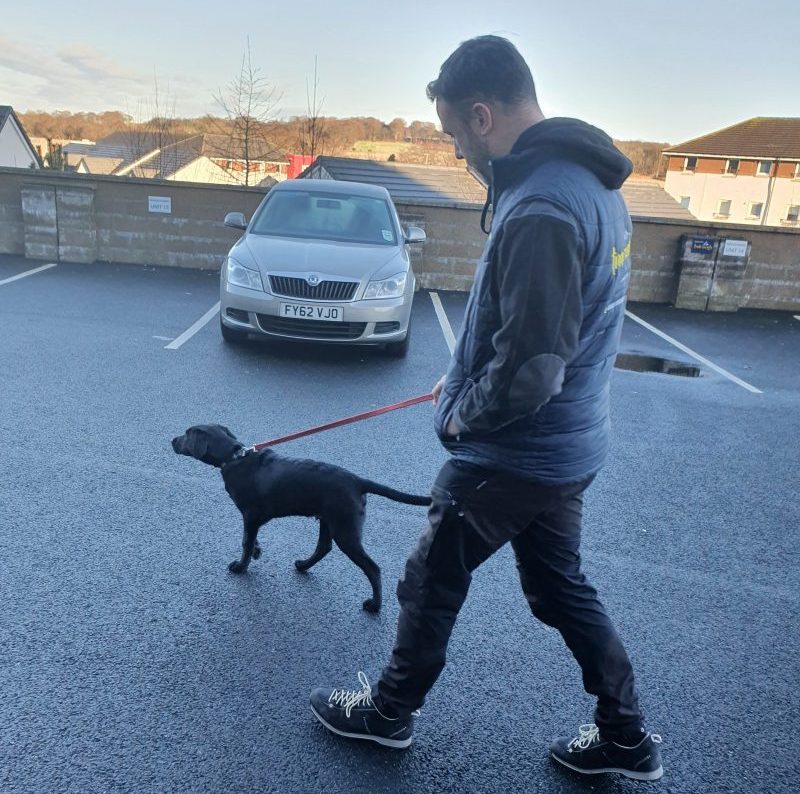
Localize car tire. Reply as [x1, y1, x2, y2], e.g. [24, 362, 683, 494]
[384, 330, 410, 358]
[220, 318, 249, 344]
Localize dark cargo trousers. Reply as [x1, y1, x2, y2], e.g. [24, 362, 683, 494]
[376, 459, 643, 740]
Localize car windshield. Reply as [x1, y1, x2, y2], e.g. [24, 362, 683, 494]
[249, 190, 398, 246]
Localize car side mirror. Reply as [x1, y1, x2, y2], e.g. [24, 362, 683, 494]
[404, 225, 426, 244]
[224, 212, 248, 231]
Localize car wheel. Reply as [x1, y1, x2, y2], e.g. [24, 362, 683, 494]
[220, 318, 249, 344]
[384, 331, 410, 358]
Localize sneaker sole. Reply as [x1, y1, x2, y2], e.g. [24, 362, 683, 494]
[310, 704, 413, 749]
[551, 752, 664, 781]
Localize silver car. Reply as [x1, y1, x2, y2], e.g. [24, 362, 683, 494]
[219, 179, 425, 357]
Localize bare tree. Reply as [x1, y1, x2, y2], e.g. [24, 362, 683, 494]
[214, 38, 281, 186]
[122, 74, 181, 177]
[299, 56, 327, 160]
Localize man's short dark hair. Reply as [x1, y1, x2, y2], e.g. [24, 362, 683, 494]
[426, 36, 537, 109]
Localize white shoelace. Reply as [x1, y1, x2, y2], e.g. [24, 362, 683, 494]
[569, 724, 602, 751]
[327, 671, 374, 718]
[568, 723, 663, 752]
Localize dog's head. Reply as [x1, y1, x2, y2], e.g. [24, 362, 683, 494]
[172, 424, 243, 468]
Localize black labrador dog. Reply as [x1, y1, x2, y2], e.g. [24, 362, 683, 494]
[172, 424, 431, 612]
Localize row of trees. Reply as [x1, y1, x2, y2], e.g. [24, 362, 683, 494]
[22, 107, 664, 177]
[20, 111, 448, 160]
[18, 110, 132, 142]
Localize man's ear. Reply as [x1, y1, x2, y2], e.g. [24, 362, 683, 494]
[470, 102, 494, 137]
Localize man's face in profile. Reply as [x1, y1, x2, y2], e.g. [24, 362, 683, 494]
[437, 98, 492, 183]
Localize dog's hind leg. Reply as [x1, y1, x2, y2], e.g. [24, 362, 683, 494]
[229, 516, 261, 574]
[332, 525, 382, 613]
[295, 521, 332, 572]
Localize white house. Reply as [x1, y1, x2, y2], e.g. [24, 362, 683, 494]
[0, 106, 41, 169]
[663, 118, 800, 227]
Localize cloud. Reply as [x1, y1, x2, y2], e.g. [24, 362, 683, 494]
[57, 44, 145, 85]
[0, 36, 205, 115]
[0, 36, 54, 81]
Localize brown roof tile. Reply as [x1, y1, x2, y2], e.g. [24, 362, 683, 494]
[664, 117, 800, 160]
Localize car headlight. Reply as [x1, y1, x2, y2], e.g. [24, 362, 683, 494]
[363, 272, 407, 300]
[225, 258, 263, 291]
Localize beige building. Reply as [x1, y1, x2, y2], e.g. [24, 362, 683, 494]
[663, 118, 800, 227]
[29, 136, 93, 166]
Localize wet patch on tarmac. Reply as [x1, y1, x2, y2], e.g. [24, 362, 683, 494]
[615, 353, 701, 378]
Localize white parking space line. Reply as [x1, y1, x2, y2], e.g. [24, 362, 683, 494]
[625, 309, 763, 394]
[0, 263, 57, 286]
[429, 291, 456, 354]
[165, 302, 220, 350]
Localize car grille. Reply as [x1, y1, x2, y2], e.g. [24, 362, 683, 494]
[257, 315, 367, 340]
[269, 276, 358, 301]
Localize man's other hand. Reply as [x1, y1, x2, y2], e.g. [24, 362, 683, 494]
[432, 375, 446, 405]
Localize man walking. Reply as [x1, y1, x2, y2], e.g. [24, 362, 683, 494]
[309, 35, 662, 783]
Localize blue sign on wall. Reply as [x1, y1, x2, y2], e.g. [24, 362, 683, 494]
[690, 237, 715, 255]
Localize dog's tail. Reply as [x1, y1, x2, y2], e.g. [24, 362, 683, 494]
[361, 480, 431, 506]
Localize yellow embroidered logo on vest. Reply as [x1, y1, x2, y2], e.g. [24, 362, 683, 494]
[611, 239, 631, 276]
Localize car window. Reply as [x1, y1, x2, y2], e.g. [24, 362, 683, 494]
[250, 191, 398, 246]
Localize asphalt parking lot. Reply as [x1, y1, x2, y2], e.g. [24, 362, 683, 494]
[1, 253, 798, 794]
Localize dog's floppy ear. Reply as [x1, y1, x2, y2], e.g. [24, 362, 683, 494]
[185, 427, 210, 460]
[194, 433, 210, 460]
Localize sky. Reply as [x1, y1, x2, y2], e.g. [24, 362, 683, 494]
[1, 0, 798, 144]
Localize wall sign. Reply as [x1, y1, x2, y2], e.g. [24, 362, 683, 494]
[722, 239, 748, 257]
[148, 196, 172, 214]
[690, 237, 715, 255]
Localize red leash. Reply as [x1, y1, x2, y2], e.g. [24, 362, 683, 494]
[252, 393, 434, 450]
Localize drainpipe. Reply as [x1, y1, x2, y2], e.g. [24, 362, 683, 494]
[762, 159, 779, 226]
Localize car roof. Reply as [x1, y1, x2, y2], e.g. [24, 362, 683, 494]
[271, 178, 392, 200]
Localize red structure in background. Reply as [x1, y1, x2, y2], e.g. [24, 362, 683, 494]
[287, 154, 316, 179]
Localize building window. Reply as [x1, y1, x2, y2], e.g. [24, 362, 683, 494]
[748, 202, 764, 219]
[757, 160, 771, 176]
[716, 199, 732, 217]
[724, 159, 739, 175]
[787, 204, 800, 222]
[683, 156, 697, 172]
[680, 196, 691, 209]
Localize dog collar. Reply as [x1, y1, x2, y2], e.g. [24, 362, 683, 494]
[222, 446, 255, 469]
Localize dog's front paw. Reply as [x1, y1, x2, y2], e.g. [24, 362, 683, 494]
[252, 545, 262, 560]
[294, 559, 310, 572]
[362, 598, 380, 614]
[228, 560, 248, 574]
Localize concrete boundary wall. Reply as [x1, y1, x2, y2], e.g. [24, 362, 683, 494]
[0, 167, 267, 269]
[1, 167, 798, 310]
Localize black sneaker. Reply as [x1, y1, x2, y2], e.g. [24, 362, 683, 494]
[310, 672, 416, 749]
[551, 723, 663, 781]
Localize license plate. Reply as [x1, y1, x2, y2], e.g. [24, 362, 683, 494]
[280, 303, 344, 322]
